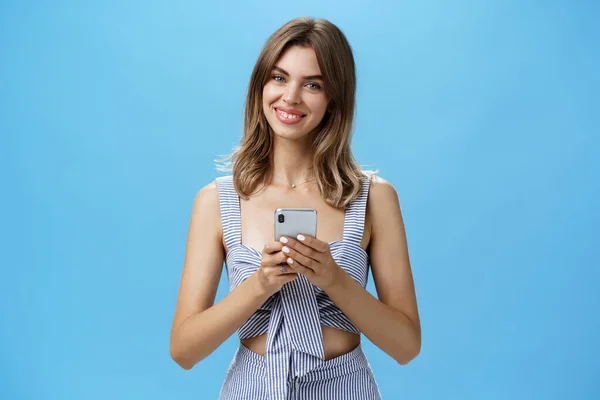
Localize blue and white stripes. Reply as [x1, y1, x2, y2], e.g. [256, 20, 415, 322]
[219, 344, 382, 399]
[215, 175, 381, 399]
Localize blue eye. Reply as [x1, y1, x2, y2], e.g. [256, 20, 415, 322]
[272, 74, 321, 91]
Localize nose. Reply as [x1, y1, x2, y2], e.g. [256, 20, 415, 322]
[283, 83, 301, 105]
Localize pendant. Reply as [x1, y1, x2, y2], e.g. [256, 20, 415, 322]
[291, 184, 296, 188]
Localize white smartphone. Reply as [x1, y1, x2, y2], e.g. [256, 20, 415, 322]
[274, 208, 318, 241]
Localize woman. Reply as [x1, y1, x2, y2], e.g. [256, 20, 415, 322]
[170, 17, 421, 399]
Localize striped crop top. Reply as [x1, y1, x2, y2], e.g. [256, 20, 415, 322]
[215, 175, 372, 394]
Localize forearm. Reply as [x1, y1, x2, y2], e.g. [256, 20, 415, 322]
[324, 271, 421, 365]
[170, 274, 270, 370]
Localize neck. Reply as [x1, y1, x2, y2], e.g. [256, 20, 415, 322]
[270, 134, 315, 184]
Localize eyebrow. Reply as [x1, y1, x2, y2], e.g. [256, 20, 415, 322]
[273, 66, 323, 81]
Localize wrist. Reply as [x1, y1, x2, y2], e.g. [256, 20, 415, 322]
[322, 264, 350, 294]
[248, 271, 271, 301]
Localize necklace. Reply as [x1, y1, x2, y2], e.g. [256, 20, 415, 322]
[272, 172, 316, 188]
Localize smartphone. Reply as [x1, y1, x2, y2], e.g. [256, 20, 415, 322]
[274, 208, 317, 241]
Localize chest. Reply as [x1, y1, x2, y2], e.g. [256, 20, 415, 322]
[239, 189, 347, 251]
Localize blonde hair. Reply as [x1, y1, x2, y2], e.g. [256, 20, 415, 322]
[217, 17, 376, 209]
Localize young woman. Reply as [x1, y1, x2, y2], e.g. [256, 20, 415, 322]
[170, 17, 421, 399]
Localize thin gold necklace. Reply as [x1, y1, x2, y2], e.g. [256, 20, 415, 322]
[272, 172, 316, 188]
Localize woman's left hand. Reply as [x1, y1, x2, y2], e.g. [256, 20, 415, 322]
[279, 234, 344, 291]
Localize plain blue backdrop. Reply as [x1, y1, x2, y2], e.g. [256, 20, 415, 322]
[1, 0, 599, 399]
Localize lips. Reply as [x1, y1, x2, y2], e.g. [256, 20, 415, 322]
[275, 107, 306, 117]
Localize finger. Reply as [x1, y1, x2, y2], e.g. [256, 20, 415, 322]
[264, 263, 298, 279]
[282, 245, 317, 270]
[296, 234, 329, 253]
[263, 241, 284, 254]
[264, 251, 288, 268]
[286, 257, 314, 278]
[281, 238, 321, 263]
[271, 264, 297, 275]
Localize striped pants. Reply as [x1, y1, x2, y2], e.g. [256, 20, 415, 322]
[219, 344, 382, 400]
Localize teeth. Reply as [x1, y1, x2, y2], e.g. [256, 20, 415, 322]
[279, 110, 302, 119]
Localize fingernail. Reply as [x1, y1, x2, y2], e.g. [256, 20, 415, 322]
[297, 234, 305, 241]
[287, 258, 294, 264]
[279, 237, 288, 244]
[282, 246, 290, 254]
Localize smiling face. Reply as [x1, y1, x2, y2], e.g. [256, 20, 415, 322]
[262, 45, 330, 141]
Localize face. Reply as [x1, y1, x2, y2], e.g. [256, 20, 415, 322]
[262, 45, 330, 141]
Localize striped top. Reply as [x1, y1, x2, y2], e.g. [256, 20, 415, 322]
[215, 175, 371, 399]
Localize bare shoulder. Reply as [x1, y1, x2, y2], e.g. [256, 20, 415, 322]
[368, 175, 399, 205]
[193, 180, 220, 215]
[366, 175, 401, 232]
[190, 179, 225, 250]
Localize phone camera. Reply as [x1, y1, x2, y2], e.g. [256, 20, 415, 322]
[278, 214, 285, 223]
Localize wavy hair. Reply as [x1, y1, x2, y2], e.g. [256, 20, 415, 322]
[216, 17, 376, 209]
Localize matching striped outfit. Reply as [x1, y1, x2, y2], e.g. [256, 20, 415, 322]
[215, 175, 382, 400]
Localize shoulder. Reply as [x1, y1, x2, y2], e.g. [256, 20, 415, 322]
[357, 170, 397, 202]
[194, 174, 234, 204]
[189, 179, 224, 242]
[367, 175, 399, 206]
[365, 175, 402, 233]
[192, 180, 221, 217]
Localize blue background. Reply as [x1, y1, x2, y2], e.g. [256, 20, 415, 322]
[2, 0, 599, 399]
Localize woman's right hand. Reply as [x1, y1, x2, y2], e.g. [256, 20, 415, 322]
[254, 241, 298, 297]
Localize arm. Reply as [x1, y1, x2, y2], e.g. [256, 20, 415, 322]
[169, 181, 272, 370]
[325, 176, 421, 364]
